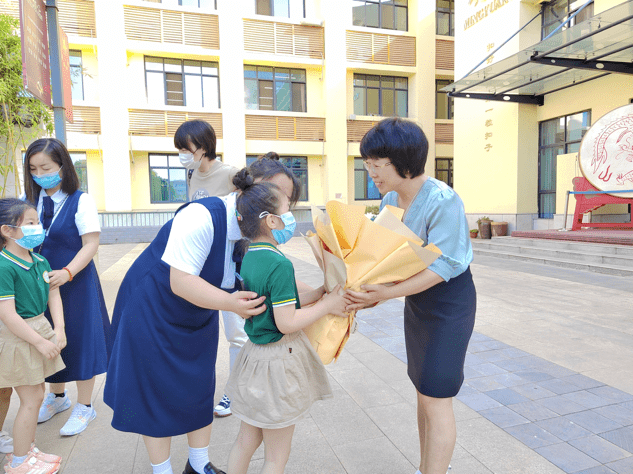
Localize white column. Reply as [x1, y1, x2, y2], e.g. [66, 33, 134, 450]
[217, 2, 247, 168]
[94, 0, 132, 211]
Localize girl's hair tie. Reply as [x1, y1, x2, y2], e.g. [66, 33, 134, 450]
[235, 209, 243, 221]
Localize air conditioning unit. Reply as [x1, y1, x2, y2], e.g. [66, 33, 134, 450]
[348, 114, 357, 120]
[300, 18, 323, 27]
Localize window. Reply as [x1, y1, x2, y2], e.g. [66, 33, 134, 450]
[436, 0, 454, 36]
[145, 57, 220, 108]
[538, 110, 591, 218]
[541, 0, 594, 39]
[69, 50, 84, 101]
[244, 66, 306, 112]
[435, 158, 453, 188]
[354, 158, 381, 200]
[436, 79, 453, 120]
[70, 152, 88, 192]
[178, 0, 215, 7]
[246, 155, 308, 201]
[352, 0, 407, 31]
[256, 0, 290, 17]
[354, 74, 408, 117]
[149, 154, 188, 203]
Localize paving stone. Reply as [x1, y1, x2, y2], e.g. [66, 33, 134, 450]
[594, 405, 633, 427]
[479, 406, 530, 428]
[600, 426, 633, 452]
[504, 423, 562, 448]
[456, 393, 503, 412]
[484, 340, 512, 350]
[470, 363, 508, 377]
[536, 395, 587, 416]
[507, 401, 558, 422]
[468, 341, 495, 353]
[536, 417, 593, 442]
[606, 456, 633, 473]
[467, 376, 507, 392]
[537, 364, 578, 379]
[489, 372, 529, 388]
[565, 412, 624, 434]
[457, 383, 479, 397]
[573, 466, 617, 474]
[485, 388, 531, 406]
[538, 378, 583, 395]
[495, 357, 537, 372]
[563, 391, 617, 410]
[511, 383, 558, 401]
[498, 348, 532, 359]
[588, 386, 633, 404]
[463, 366, 485, 379]
[464, 353, 487, 366]
[569, 435, 631, 464]
[476, 349, 511, 363]
[332, 437, 415, 474]
[562, 374, 606, 390]
[515, 371, 555, 383]
[535, 443, 601, 473]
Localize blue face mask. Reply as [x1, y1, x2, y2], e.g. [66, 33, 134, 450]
[9, 224, 46, 250]
[260, 211, 296, 245]
[32, 167, 63, 190]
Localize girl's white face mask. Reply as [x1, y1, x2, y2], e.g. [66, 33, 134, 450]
[179, 152, 201, 170]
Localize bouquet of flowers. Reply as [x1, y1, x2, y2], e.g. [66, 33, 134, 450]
[303, 201, 442, 364]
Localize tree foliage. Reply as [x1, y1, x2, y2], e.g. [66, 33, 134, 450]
[0, 13, 53, 197]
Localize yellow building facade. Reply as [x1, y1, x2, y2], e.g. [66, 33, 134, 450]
[1, 0, 456, 227]
[450, 0, 633, 232]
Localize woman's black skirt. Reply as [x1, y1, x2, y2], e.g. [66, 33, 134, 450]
[404, 267, 476, 398]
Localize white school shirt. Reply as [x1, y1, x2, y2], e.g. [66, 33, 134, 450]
[162, 193, 241, 290]
[36, 189, 101, 236]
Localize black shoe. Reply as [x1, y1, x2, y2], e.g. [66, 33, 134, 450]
[182, 459, 226, 474]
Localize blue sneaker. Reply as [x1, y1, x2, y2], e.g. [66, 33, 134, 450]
[38, 391, 71, 423]
[213, 395, 231, 417]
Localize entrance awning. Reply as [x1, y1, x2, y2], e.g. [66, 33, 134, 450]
[442, 1, 633, 105]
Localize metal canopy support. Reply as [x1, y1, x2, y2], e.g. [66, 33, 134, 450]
[530, 56, 633, 75]
[448, 92, 544, 105]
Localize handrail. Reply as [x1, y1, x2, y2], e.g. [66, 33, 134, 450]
[561, 189, 633, 231]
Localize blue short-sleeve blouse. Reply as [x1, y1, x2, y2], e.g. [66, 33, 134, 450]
[380, 177, 473, 282]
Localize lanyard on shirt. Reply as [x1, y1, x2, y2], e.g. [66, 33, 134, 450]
[37, 195, 69, 253]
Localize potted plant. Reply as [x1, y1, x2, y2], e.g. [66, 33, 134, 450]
[477, 216, 492, 239]
[469, 229, 479, 239]
[491, 221, 508, 237]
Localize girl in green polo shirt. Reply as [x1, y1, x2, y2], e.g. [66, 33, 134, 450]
[225, 170, 348, 474]
[0, 198, 65, 474]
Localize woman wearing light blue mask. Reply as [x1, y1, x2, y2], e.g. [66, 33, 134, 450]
[23, 138, 110, 438]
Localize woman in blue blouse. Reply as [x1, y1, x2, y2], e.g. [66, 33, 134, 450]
[347, 118, 476, 474]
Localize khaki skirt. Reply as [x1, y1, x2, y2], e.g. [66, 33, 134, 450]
[0, 314, 66, 388]
[226, 331, 332, 429]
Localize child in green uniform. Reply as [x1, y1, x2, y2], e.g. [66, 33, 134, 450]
[226, 170, 348, 474]
[0, 199, 66, 474]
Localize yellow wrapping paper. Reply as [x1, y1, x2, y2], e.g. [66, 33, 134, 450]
[302, 202, 442, 364]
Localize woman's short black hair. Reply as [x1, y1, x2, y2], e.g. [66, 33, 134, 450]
[0, 198, 36, 247]
[24, 138, 80, 205]
[174, 120, 217, 160]
[360, 118, 429, 179]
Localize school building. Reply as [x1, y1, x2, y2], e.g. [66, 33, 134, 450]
[0, 0, 457, 239]
[447, 0, 633, 232]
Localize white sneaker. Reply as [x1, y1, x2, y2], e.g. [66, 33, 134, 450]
[38, 392, 71, 423]
[59, 404, 96, 436]
[0, 430, 13, 454]
[213, 394, 232, 417]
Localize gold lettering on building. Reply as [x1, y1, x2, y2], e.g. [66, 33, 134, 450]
[464, 0, 512, 31]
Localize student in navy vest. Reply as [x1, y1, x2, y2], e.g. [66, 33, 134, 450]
[22, 138, 110, 437]
[104, 165, 298, 473]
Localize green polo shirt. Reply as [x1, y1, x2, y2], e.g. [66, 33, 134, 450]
[0, 248, 51, 319]
[241, 242, 300, 345]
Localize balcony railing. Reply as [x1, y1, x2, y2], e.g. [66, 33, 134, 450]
[123, 5, 219, 49]
[347, 119, 380, 142]
[346, 31, 415, 67]
[128, 109, 223, 138]
[50, 106, 101, 134]
[0, 0, 96, 38]
[436, 38, 454, 70]
[243, 19, 324, 59]
[435, 122, 454, 144]
[245, 115, 325, 141]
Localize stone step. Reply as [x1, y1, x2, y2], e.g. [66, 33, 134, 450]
[472, 247, 633, 277]
[471, 238, 633, 269]
[485, 236, 633, 256]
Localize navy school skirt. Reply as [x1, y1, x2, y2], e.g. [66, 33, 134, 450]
[404, 267, 476, 398]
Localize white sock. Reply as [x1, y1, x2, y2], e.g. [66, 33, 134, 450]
[151, 457, 173, 474]
[188, 445, 210, 473]
[11, 454, 28, 468]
